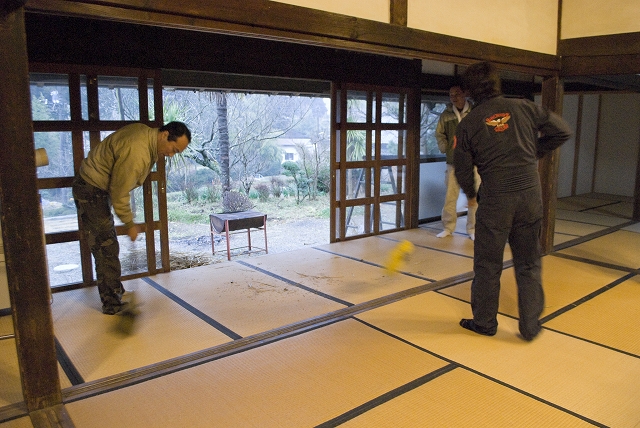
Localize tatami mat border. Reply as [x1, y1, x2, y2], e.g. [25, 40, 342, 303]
[553, 222, 636, 252]
[316, 364, 458, 427]
[141, 277, 242, 340]
[540, 272, 637, 323]
[0, 403, 29, 425]
[55, 337, 84, 386]
[551, 252, 640, 275]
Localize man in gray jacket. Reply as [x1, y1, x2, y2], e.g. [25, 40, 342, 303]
[73, 121, 191, 314]
[454, 62, 572, 341]
[435, 84, 479, 240]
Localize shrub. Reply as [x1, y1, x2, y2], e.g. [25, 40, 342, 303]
[270, 176, 285, 198]
[204, 181, 222, 203]
[183, 182, 198, 204]
[221, 191, 254, 213]
[255, 183, 270, 202]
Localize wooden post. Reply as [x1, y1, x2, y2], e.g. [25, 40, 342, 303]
[538, 75, 564, 254]
[0, 2, 63, 412]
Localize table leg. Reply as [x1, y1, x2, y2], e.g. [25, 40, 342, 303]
[263, 215, 268, 254]
[225, 220, 231, 261]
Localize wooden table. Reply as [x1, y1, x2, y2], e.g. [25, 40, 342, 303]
[209, 211, 268, 260]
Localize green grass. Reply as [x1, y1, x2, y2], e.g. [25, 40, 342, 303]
[166, 192, 331, 225]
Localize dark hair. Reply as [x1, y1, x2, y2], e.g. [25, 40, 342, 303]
[160, 121, 191, 143]
[461, 61, 502, 104]
[450, 76, 463, 90]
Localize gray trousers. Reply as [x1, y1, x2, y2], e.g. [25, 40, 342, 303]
[471, 186, 544, 338]
[72, 175, 125, 308]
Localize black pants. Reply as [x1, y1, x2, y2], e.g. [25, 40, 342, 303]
[471, 186, 544, 339]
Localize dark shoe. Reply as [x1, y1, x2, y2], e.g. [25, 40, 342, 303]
[459, 319, 496, 336]
[518, 330, 540, 342]
[102, 302, 127, 315]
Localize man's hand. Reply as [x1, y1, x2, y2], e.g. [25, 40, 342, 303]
[467, 197, 478, 208]
[127, 224, 140, 242]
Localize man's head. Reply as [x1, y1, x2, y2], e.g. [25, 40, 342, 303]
[461, 61, 502, 105]
[158, 121, 191, 157]
[449, 85, 467, 110]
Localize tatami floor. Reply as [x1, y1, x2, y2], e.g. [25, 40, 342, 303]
[1, 193, 639, 427]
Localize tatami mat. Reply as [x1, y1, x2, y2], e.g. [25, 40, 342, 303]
[242, 247, 426, 305]
[440, 254, 627, 319]
[51, 280, 233, 383]
[553, 218, 608, 237]
[0, 417, 32, 428]
[558, 229, 640, 269]
[149, 261, 346, 337]
[356, 292, 640, 428]
[556, 209, 630, 227]
[545, 275, 640, 355]
[340, 367, 594, 427]
[556, 194, 617, 211]
[315, 236, 475, 280]
[64, 319, 447, 427]
[0, 339, 22, 408]
[3, 195, 639, 427]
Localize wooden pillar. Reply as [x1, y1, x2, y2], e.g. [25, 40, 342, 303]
[390, 0, 407, 26]
[634, 132, 640, 221]
[538, 75, 564, 254]
[0, 1, 62, 412]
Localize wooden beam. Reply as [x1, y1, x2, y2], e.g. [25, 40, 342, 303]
[538, 75, 564, 254]
[24, 0, 559, 73]
[0, 4, 62, 412]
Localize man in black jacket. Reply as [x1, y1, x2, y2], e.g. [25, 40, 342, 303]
[453, 62, 572, 341]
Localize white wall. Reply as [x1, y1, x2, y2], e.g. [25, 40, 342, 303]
[557, 93, 640, 198]
[575, 95, 599, 195]
[269, 0, 389, 22]
[557, 94, 580, 197]
[271, 0, 561, 54]
[408, 0, 559, 55]
[593, 93, 640, 196]
[561, 0, 640, 39]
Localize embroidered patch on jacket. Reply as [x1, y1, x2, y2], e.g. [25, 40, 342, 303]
[485, 113, 510, 132]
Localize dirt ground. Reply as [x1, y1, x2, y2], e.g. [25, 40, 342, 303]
[45, 216, 331, 286]
[166, 217, 331, 266]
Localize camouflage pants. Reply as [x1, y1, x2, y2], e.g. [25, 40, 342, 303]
[72, 175, 124, 309]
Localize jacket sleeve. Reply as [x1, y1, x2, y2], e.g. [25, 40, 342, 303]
[536, 106, 573, 158]
[435, 115, 448, 154]
[109, 150, 147, 227]
[453, 128, 477, 199]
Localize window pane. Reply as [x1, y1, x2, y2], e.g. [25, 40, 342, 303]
[80, 75, 89, 120]
[380, 130, 406, 159]
[30, 73, 71, 121]
[34, 132, 73, 178]
[346, 90, 368, 123]
[41, 187, 77, 232]
[97, 76, 140, 121]
[47, 242, 82, 287]
[381, 92, 403, 124]
[380, 165, 404, 196]
[345, 203, 373, 237]
[346, 167, 370, 200]
[147, 78, 155, 121]
[380, 200, 404, 230]
[347, 130, 366, 161]
[420, 99, 447, 158]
